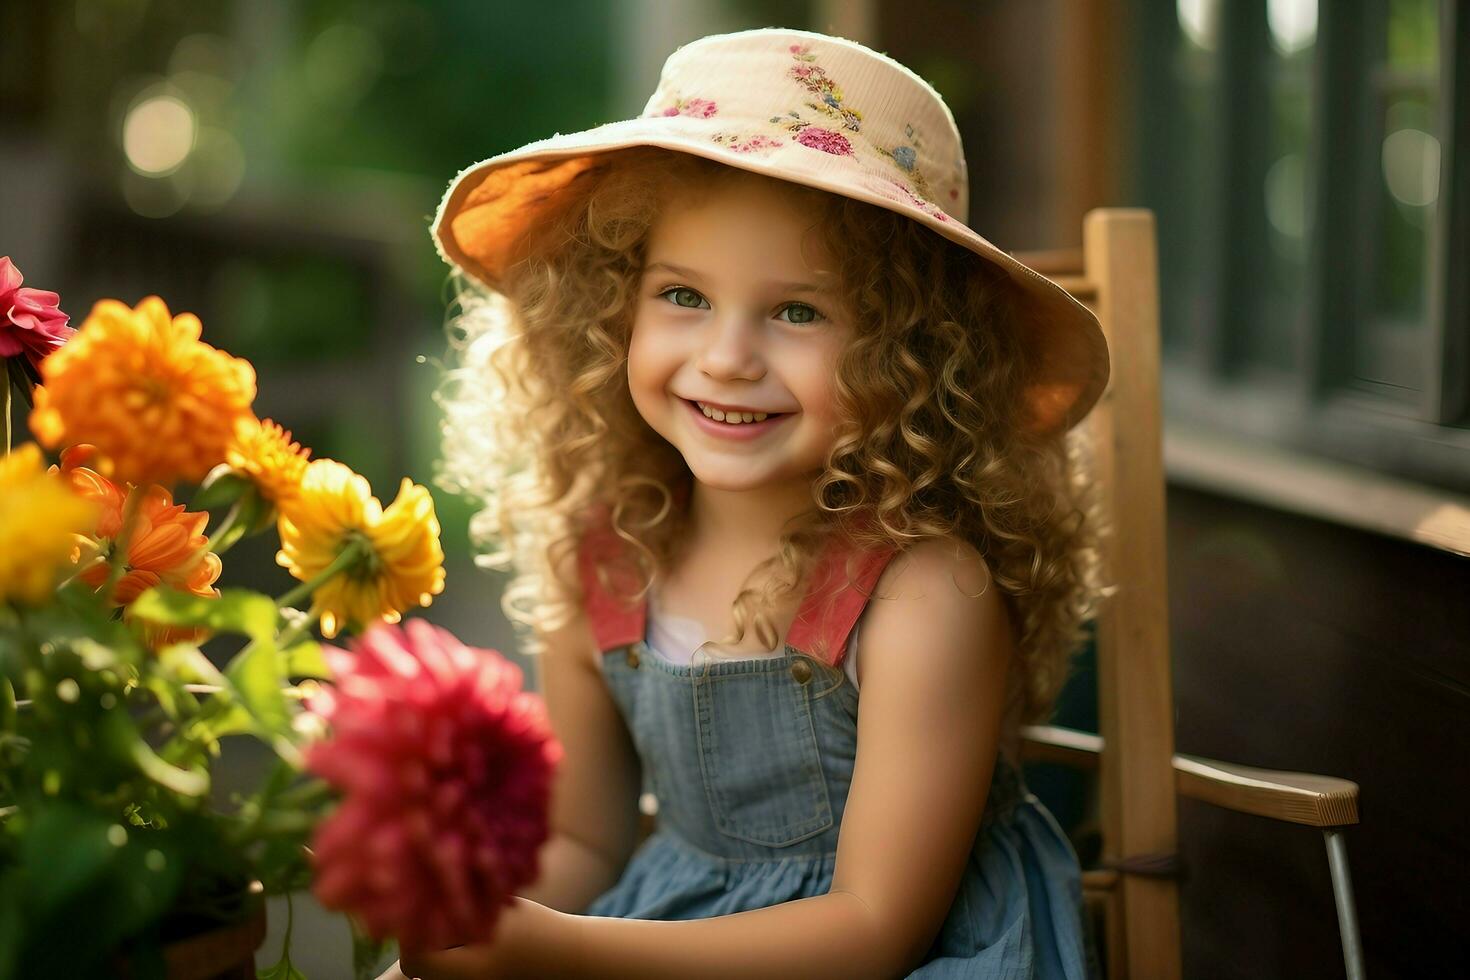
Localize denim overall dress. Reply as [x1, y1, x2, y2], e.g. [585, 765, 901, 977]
[576, 519, 1094, 979]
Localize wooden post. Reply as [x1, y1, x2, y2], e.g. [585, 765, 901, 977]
[1083, 208, 1182, 978]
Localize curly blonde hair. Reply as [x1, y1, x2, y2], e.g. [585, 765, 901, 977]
[434, 146, 1108, 727]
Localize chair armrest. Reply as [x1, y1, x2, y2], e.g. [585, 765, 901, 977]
[1020, 725, 1360, 829]
[1173, 754, 1359, 828]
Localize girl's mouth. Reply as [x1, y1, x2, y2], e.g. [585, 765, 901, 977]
[681, 398, 793, 441]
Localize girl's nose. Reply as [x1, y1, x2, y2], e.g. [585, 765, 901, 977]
[695, 314, 765, 381]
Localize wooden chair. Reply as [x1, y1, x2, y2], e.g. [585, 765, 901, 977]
[633, 208, 1366, 978]
[1013, 209, 1364, 979]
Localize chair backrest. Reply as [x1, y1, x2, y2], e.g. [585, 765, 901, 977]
[1015, 208, 1183, 979]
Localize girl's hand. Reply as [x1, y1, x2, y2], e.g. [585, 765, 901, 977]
[396, 898, 568, 980]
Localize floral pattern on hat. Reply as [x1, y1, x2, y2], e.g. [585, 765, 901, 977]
[786, 43, 864, 132]
[794, 126, 853, 155]
[870, 175, 952, 224]
[709, 132, 783, 154]
[874, 122, 938, 204]
[652, 96, 718, 118]
[776, 43, 947, 209]
[648, 40, 961, 219]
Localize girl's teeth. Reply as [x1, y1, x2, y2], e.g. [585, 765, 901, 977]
[697, 402, 769, 424]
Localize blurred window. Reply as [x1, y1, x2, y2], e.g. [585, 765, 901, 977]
[1134, 0, 1468, 492]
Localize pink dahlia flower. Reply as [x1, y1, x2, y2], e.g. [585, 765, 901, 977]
[304, 618, 563, 953]
[0, 256, 72, 376]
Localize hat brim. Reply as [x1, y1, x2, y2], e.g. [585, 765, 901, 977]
[432, 116, 1109, 435]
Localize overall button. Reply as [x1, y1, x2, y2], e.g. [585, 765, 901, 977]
[626, 647, 641, 668]
[789, 659, 812, 684]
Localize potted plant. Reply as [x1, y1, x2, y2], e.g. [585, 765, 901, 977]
[0, 260, 561, 978]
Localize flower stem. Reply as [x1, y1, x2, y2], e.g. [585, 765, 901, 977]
[3, 368, 10, 457]
[275, 538, 365, 610]
[205, 496, 246, 554]
[277, 600, 323, 649]
[279, 891, 296, 973]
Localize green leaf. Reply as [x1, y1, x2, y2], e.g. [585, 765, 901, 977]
[192, 466, 251, 511]
[210, 517, 252, 554]
[128, 730, 209, 797]
[257, 955, 308, 980]
[0, 802, 186, 977]
[1, 677, 14, 732]
[156, 643, 226, 687]
[224, 640, 291, 737]
[130, 588, 279, 644]
[283, 642, 332, 680]
[195, 701, 258, 741]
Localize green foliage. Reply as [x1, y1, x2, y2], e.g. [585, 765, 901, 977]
[2, 568, 337, 974]
[130, 587, 280, 644]
[259, 958, 309, 980]
[0, 802, 186, 978]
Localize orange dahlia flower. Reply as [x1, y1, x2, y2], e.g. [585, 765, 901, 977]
[226, 416, 311, 505]
[0, 443, 99, 606]
[276, 459, 446, 639]
[54, 446, 222, 609]
[49, 444, 124, 538]
[28, 296, 256, 486]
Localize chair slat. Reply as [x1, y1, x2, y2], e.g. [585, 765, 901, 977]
[1083, 208, 1182, 979]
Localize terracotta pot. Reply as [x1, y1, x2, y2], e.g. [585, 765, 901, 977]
[160, 903, 269, 980]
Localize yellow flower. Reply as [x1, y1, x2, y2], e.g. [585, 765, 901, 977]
[0, 443, 100, 606]
[226, 416, 311, 505]
[28, 296, 257, 486]
[275, 459, 446, 639]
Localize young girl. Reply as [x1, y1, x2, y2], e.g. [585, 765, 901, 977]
[398, 27, 1109, 980]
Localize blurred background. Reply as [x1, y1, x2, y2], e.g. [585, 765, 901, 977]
[2, 0, 1466, 977]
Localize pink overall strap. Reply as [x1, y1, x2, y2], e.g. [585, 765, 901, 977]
[786, 524, 899, 669]
[576, 509, 646, 653]
[577, 500, 899, 665]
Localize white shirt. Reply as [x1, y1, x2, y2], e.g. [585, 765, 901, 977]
[645, 587, 862, 690]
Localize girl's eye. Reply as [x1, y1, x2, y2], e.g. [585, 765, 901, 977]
[660, 286, 708, 310]
[777, 303, 823, 325]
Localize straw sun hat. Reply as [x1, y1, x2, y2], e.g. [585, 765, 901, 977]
[431, 27, 1108, 435]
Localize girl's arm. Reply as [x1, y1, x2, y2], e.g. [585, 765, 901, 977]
[519, 570, 647, 912]
[404, 536, 1013, 980]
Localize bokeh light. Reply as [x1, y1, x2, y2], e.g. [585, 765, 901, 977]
[190, 125, 247, 210]
[1177, 0, 1220, 51]
[169, 33, 242, 81]
[1265, 153, 1307, 249]
[122, 92, 197, 176]
[1267, 0, 1317, 55]
[1381, 127, 1441, 208]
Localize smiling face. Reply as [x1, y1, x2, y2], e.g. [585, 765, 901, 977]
[627, 175, 854, 501]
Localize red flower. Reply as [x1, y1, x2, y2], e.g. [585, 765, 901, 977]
[0, 256, 72, 375]
[304, 619, 562, 954]
[796, 126, 853, 155]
